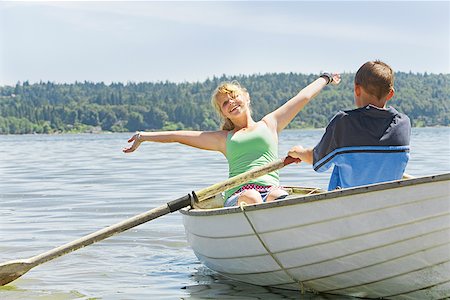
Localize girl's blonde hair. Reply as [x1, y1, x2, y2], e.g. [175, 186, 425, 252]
[211, 80, 250, 131]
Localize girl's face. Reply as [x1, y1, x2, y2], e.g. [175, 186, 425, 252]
[217, 92, 249, 119]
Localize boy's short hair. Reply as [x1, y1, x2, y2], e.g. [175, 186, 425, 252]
[355, 60, 394, 100]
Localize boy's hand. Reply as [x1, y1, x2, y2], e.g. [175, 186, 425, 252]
[287, 145, 314, 165]
[288, 145, 305, 159]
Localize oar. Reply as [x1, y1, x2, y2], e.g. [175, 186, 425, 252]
[0, 156, 299, 286]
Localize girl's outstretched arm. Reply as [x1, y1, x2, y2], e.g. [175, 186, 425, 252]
[264, 73, 340, 133]
[123, 130, 228, 154]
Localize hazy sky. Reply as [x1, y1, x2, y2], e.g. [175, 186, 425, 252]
[0, 1, 449, 86]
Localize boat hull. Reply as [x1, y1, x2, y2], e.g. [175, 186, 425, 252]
[181, 174, 450, 299]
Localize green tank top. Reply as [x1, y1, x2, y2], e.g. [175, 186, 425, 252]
[224, 122, 280, 200]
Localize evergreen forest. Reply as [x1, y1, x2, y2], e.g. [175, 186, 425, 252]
[0, 72, 448, 134]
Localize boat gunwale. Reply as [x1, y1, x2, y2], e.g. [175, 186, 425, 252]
[180, 173, 450, 216]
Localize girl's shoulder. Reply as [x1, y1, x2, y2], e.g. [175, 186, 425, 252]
[259, 118, 277, 135]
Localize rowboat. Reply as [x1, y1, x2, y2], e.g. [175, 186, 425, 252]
[181, 173, 450, 299]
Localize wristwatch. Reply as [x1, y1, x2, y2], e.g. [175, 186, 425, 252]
[320, 73, 333, 85]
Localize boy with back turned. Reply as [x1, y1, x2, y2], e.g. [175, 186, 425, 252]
[288, 60, 411, 190]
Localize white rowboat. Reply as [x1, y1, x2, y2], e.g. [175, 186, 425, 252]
[181, 173, 450, 299]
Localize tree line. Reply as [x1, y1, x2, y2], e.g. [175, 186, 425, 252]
[0, 72, 448, 134]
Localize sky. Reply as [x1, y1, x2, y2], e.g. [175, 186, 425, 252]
[0, 1, 449, 86]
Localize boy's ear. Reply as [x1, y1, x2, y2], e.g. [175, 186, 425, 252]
[354, 84, 362, 96]
[386, 88, 395, 101]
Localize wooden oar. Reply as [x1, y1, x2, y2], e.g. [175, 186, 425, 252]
[0, 156, 298, 286]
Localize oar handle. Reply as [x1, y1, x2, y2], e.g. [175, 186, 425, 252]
[194, 156, 299, 202]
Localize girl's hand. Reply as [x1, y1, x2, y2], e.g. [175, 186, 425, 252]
[123, 132, 142, 153]
[330, 73, 341, 85]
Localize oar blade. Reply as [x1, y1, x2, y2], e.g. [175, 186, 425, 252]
[0, 260, 33, 286]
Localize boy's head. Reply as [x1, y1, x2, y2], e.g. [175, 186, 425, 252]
[354, 60, 395, 108]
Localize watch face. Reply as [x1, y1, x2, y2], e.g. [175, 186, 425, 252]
[321, 73, 332, 84]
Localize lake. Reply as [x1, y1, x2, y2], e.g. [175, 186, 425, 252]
[0, 128, 449, 299]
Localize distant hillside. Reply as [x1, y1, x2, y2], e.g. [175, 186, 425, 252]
[0, 72, 448, 134]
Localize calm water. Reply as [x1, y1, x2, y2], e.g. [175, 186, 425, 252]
[0, 128, 449, 300]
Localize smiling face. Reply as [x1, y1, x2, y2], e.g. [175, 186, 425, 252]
[211, 81, 252, 130]
[216, 92, 249, 119]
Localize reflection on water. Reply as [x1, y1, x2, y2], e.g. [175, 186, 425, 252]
[185, 266, 356, 299]
[0, 128, 448, 299]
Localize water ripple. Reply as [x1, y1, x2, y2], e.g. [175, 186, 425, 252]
[0, 129, 448, 299]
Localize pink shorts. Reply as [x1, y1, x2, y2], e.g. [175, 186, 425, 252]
[224, 185, 288, 207]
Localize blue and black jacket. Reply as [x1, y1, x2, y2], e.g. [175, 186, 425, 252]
[313, 105, 411, 190]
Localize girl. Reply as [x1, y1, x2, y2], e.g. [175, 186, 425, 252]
[123, 73, 340, 207]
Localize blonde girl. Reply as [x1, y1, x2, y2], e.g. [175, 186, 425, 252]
[124, 73, 340, 207]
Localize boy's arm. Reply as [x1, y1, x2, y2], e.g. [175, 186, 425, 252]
[288, 145, 313, 165]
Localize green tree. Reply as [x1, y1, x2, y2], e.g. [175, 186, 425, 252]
[126, 112, 145, 131]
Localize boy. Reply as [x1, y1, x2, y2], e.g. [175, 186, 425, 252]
[288, 60, 411, 190]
